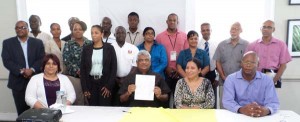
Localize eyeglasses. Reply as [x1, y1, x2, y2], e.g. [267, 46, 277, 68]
[15, 26, 27, 30]
[138, 58, 150, 62]
[261, 26, 273, 30]
[242, 61, 256, 66]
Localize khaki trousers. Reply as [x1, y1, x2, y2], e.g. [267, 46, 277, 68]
[67, 76, 84, 105]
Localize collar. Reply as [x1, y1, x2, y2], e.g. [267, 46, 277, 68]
[258, 37, 277, 43]
[236, 69, 262, 80]
[225, 38, 245, 45]
[17, 37, 29, 43]
[136, 69, 152, 75]
[164, 29, 180, 36]
[127, 29, 141, 34]
[199, 38, 209, 44]
[69, 37, 91, 45]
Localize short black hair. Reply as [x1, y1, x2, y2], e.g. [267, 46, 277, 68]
[41, 54, 61, 73]
[187, 58, 202, 69]
[143, 27, 155, 36]
[187, 30, 199, 39]
[128, 12, 139, 19]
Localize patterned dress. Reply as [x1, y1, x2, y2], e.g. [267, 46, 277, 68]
[63, 37, 92, 77]
[174, 78, 215, 109]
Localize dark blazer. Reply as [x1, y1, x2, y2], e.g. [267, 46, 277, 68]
[1, 36, 45, 91]
[61, 34, 71, 42]
[80, 43, 117, 92]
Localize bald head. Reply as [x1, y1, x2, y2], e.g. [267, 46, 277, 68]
[263, 20, 275, 27]
[230, 22, 242, 40]
[101, 17, 112, 33]
[115, 26, 126, 44]
[29, 15, 42, 31]
[242, 51, 259, 64]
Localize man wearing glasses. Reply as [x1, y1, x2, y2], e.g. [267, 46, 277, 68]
[223, 51, 279, 117]
[1, 21, 45, 115]
[119, 50, 170, 107]
[246, 20, 292, 88]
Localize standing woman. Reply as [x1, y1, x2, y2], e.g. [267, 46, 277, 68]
[45, 23, 66, 73]
[177, 30, 210, 78]
[174, 58, 214, 109]
[63, 21, 92, 105]
[80, 25, 117, 106]
[137, 27, 167, 78]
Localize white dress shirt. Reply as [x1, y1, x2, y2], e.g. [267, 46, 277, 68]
[198, 38, 217, 71]
[112, 42, 139, 77]
[103, 33, 116, 44]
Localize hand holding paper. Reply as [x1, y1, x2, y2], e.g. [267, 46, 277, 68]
[134, 75, 155, 101]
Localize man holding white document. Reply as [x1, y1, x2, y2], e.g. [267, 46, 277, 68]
[119, 50, 170, 107]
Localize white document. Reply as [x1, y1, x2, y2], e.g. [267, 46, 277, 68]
[134, 74, 155, 101]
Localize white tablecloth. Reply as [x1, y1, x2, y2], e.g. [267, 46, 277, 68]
[60, 106, 300, 122]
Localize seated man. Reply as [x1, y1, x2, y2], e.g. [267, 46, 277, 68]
[222, 51, 279, 117]
[119, 50, 170, 107]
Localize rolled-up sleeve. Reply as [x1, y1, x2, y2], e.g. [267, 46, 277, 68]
[264, 77, 280, 114]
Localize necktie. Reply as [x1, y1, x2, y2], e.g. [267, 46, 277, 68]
[205, 42, 209, 56]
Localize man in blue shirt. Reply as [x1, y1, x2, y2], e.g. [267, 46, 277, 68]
[222, 51, 279, 117]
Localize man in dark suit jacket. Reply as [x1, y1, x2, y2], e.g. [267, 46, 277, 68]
[1, 21, 45, 115]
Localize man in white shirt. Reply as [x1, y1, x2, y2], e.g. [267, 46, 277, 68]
[197, 23, 218, 108]
[101, 17, 116, 44]
[125, 12, 144, 46]
[28, 15, 52, 45]
[111, 26, 139, 106]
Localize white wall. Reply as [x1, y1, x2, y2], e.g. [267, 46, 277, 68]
[0, 0, 299, 115]
[0, 0, 18, 113]
[274, 0, 300, 79]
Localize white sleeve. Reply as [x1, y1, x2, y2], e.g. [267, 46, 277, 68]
[62, 75, 76, 104]
[25, 76, 39, 108]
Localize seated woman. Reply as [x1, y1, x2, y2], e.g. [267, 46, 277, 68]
[174, 58, 214, 109]
[176, 30, 210, 78]
[25, 54, 76, 108]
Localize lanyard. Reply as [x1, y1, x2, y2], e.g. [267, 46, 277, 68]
[168, 33, 178, 50]
[128, 32, 138, 44]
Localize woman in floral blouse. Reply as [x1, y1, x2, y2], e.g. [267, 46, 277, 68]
[174, 58, 214, 109]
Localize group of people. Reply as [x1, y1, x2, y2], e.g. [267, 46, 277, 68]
[1, 12, 291, 118]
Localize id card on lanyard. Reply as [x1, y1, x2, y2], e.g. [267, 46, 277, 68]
[168, 34, 178, 61]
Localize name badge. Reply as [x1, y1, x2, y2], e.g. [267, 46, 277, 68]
[170, 51, 177, 61]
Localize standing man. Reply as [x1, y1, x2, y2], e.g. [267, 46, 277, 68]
[101, 17, 116, 44]
[61, 17, 80, 41]
[156, 13, 188, 93]
[111, 26, 139, 105]
[2, 21, 45, 115]
[28, 15, 52, 45]
[246, 20, 292, 88]
[197, 23, 218, 108]
[213, 22, 249, 108]
[125, 12, 144, 46]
